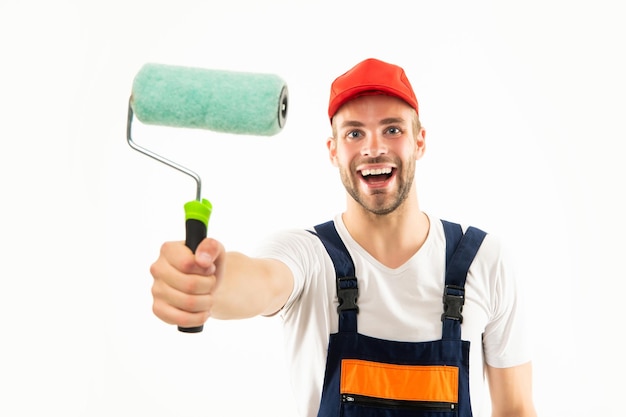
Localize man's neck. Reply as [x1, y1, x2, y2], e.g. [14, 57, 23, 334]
[341, 195, 430, 269]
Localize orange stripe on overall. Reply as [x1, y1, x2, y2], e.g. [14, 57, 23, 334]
[340, 359, 459, 403]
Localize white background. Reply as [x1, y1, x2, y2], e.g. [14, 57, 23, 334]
[1, 0, 624, 415]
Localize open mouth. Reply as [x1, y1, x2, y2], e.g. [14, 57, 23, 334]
[359, 167, 395, 187]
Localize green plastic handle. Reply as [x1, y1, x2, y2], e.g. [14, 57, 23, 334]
[184, 198, 212, 227]
[179, 198, 212, 333]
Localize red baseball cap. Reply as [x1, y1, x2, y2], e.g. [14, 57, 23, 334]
[328, 58, 419, 121]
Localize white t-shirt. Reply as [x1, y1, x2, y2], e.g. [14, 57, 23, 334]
[256, 214, 532, 417]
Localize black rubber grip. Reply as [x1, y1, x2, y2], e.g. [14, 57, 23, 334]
[178, 218, 207, 333]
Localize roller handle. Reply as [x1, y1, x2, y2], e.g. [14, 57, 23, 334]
[178, 199, 212, 333]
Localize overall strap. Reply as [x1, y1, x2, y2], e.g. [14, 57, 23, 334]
[441, 220, 487, 340]
[311, 221, 358, 333]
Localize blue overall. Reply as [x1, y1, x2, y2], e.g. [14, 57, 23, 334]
[311, 220, 486, 417]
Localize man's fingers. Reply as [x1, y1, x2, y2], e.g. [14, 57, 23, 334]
[152, 297, 211, 328]
[152, 269, 217, 300]
[151, 254, 217, 295]
[149, 238, 225, 328]
[195, 238, 224, 269]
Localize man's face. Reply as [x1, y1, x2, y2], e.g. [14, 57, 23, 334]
[328, 95, 425, 216]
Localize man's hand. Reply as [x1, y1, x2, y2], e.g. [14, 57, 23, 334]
[150, 238, 225, 328]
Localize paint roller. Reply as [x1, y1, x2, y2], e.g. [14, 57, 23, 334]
[126, 63, 289, 333]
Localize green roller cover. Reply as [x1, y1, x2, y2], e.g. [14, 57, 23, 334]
[130, 63, 288, 136]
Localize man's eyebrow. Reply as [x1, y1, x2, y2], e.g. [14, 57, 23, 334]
[339, 120, 366, 129]
[339, 117, 407, 129]
[379, 117, 407, 125]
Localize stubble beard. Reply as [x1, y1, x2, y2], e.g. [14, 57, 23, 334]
[340, 157, 416, 216]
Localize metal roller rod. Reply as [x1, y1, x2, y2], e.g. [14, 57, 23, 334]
[126, 98, 202, 201]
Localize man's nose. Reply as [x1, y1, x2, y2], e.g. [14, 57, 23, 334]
[361, 133, 388, 157]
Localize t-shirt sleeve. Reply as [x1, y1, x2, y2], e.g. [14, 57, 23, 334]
[253, 228, 323, 314]
[481, 236, 534, 368]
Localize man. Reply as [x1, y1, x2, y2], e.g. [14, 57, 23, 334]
[150, 58, 537, 417]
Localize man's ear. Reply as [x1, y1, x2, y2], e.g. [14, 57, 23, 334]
[327, 137, 338, 166]
[415, 128, 426, 160]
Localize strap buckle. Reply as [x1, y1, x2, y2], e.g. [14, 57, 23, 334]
[337, 277, 359, 313]
[441, 284, 465, 323]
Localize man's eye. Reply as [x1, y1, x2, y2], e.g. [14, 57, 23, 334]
[386, 127, 402, 135]
[347, 130, 362, 139]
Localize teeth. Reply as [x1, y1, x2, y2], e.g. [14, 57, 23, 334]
[361, 167, 392, 176]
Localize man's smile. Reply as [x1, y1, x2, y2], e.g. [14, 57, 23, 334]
[357, 164, 397, 189]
